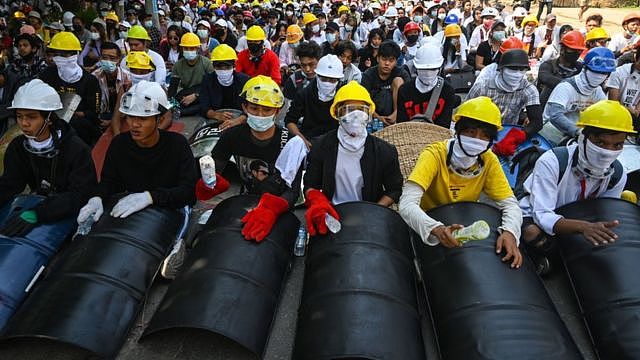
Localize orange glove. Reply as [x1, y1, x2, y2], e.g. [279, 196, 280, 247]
[241, 192, 289, 242]
[304, 189, 340, 236]
[195, 174, 230, 201]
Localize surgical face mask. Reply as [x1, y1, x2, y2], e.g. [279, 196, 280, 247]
[326, 32, 336, 43]
[584, 138, 621, 171]
[492, 30, 506, 41]
[430, 10, 437, 18]
[247, 113, 275, 132]
[501, 68, 526, 87]
[183, 50, 198, 60]
[120, 30, 128, 39]
[437, 13, 446, 20]
[90, 31, 100, 40]
[130, 72, 153, 85]
[311, 24, 320, 33]
[53, 55, 82, 83]
[197, 29, 209, 38]
[144, 20, 153, 27]
[286, 10, 293, 16]
[320, 23, 327, 31]
[345, 25, 353, 32]
[585, 69, 609, 88]
[215, 68, 234, 86]
[317, 78, 338, 102]
[100, 60, 117, 73]
[338, 110, 369, 151]
[413, 15, 422, 23]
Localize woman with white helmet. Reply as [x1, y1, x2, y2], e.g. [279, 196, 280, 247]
[0, 79, 96, 237]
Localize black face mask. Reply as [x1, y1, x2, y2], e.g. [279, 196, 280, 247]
[563, 50, 580, 65]
[214, 28, 225, 38]
[407, 34, 419, 44]
[248, 42, 262, 54]
[243, 19, 253, 26]
[72, 24, 83, 32]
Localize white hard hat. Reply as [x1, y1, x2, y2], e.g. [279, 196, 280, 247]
[413, 44, 444, 69]
[9, 79, 63, 111]
[62, 11, 75, 27]
[369, 2, 381, 9]
[119, 80, 171, 117]
[384, 6, 398, 17]
[512, 7, 527, 17]
[315, 54, 344, 79]
[396, 1, 405, 8]
[480, 7, 498, 18]
[425, 1, 439, 10]
[120, 20, 132, 29]
[197, 19, 211, 29]
[214, 18, 228, 28]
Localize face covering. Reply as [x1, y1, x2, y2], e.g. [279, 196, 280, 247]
[72, 24, 82, 32]
[286, 10, 293, 16]
[215, 69, 234, 86]
[450, 38, 459, 46]
[430, 10, 437, 18]
[407, 34, 419, 44]
[577, 133, 622, 178]
[496, 68, 526, 91]
[326, 32, 336, 43]
[413, 15, 422, 23]
[183, 50, 198, 60]
[120, 30, 128, 39]
[563, 50, 580, 65]
[345, 25, 353, 32]
[100, 60, 117, 73]
[248, 42, 263, 54]
[575, 70, 608, 95]
[311, 24, 320, 33]
[90, 31, 100, 40]
[197, 29, 209, 38]
[437, 13, 446, 21]
[144, 20, 153, 27]
[451, 135, 489, 169]
[337, 110, 368, 151]
[130, 72, 154, 85]
[214, 28, 225, 37]
[492, 30, 506, 41]
[317, 78, 338, 102]
[416, 69, 439, 93]
[385, 18, 394, 26]
[247, 113, 275, 132]
[483, 18, 494, 29]
[53, 55, 83, 83]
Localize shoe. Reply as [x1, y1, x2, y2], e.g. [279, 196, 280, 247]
[161, 238, 185, 280]
[535, 256, 551, 276]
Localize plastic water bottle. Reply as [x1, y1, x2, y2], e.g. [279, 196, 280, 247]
[452, 220, 491, 243]
[325, 213, 341, 233]
[294, 224, 307, 257]
[75, 215, 95, 236]
[199, 155, 216, 188]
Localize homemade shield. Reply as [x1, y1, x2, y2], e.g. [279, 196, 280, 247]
[555, 198, 640, 359]
[418, 201, 581, 360]
[142, 195, 299, 357]
[293, 202, 425, 360]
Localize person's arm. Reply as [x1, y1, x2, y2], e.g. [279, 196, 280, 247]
[284, 89, 311, 147]
[528, 152, 564, 235]
[378, 143, 403, 205]
[167, 73, 181, 98]
[303, 140, 324, 194]
[396, 85, 408, 123]
[434, 88, 460, 128]
[152, 52, 168, 87]
[95, 138, 127, 200]
[475, 53, 485, 70]
[545, 102, 578, 137]
[148, 136, 198, 208]
[398, 181, 447, 246]
[158, 111, 172, 129]
[0, 141, 29, 207]
[537, 61, 563, 89]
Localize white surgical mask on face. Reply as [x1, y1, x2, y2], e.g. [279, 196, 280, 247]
[325, 32, 336, 43]
[451, 135, 489, 169]
[416, 69, 439, 93]
[53, 55, 83, 83]
[120, 30, 128, 39]
[183, 50, 198, 60]
[575, 70, 608, 95]
[311, 24, 320, 33]
[215, 68, 234, 86]
[197, 29, 209, 38]
[585, 69, 609, 88]
[413, 15, 422, 23]
[247, 113, 275, 132]
[90, 31, 100, 40]
[437, 13, 446, 20]
[317, 78, 338, 102]
[577, 134, 622, 178]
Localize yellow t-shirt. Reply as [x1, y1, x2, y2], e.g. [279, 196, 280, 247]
[407, 140, 514, 210]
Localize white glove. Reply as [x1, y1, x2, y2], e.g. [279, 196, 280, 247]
[77, 196, 104, 224]
[110, 191, 153, 218]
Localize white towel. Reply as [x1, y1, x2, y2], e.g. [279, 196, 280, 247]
[275, 135, 309, 187]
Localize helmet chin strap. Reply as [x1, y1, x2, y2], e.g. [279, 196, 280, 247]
[25, 112, 52, 140]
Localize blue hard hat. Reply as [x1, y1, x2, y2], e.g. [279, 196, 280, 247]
[214, 8, 224, 16]
[583, 47, 616, 74]
[444, 13, 459, 25]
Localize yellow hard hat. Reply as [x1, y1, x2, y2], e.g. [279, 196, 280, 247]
[198, 0, 205, 7]
[585, 27, 610, 42]
[520, 14, 538, 27]
[422, 23, 431, 35]
[453, 96, 503, 130]
[621, 190, 637, 204]
[330, 81, 376, 119]
[576, 100, 636, 133]
[303, 12, 318, 25]
[444, 24, 462, 38]
[251, 0, 260, 7]
[127, 25, 151, 41]
[180, 32, 201, 47]
[338, 5, 350, 14]
[105, 11, 119, 22]
[210, 43, 238, 61]
[48, 31, 82, 51]
[14, 11, 26, 19]
[286, 24, 303, 43]
[246, 25, 266, 41]
[126, 51, 155, 70]
[241, 75, 284, 108]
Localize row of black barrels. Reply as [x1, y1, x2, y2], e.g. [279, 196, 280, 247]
[1, 195, 639, 359]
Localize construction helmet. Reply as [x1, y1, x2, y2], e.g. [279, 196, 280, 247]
[444, 14, 458, 25]
[127, 25, 151, 41]
[120, 80, 171, 117]
[48, 31, 82, 51]
[14, 11, 26, 19]
[453, 96, 502, 130]
[126, 51, 155, 70]
[180, 32, 201, 47]
[480, 7, 498, 18]
[241, 75, 284, 108]
[105, 11, 119, 22]
[62, 11, 74, 27]
[246, 25, 266, 41]
[384, 6, 398, 17]
[498, 49, 529, 69]
[520, 14, 538, 27]
[444, 24, 462, 38]
[561, 30, 586, 50]
[403, 21, 420, 34]
[512, 7, 527, 17]
[499, 36, 525, 53]
[338, 5, 349, 14]
[9, 79, 63, 111]
[583, 47, 616, 73]
[316, 54, 344, 79]
[414, 43, 444, 69]
[286, 24, 304, 43]
[623, 12, 640, 26]
[576, 100, 636, 134]
[585, 27, 610, 42]
[210, 44, 238, 61]
[330, 81, 375, 119]
[302, 13, 318, 25]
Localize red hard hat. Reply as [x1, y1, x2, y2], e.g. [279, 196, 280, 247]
[243, 10, 254, 18]
[499, 36, 524, 53]
[403, 21, 421, 34]
[561, 30, 587, 51]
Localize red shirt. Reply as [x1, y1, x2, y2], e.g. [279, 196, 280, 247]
[236, 48, 282, 85]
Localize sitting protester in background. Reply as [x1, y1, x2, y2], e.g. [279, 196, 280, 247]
[282, 41, 321, 101]
[538, 31, 584, 109]
[92, 42, 130, 132]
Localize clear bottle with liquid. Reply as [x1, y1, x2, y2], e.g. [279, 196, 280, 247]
[75, 215, 95, 238]
[294, 224, 307, 257]
[452, 220, 491, 243]
[199, 155, 216, 188]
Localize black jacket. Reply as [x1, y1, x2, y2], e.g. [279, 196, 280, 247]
[304, 130, 403, 203]
[199, 71, 249, 117]
[0, 120, 96, 223]
[537, 58, 582, 108]
[284, 78, 338, 138]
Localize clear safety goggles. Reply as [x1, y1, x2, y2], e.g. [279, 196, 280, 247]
[336, 104, 372, 123]
[587, 56, 616, 71]
[121, 92, 161, 115]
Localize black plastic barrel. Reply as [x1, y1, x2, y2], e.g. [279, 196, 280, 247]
[142, 195, 300, 357]
[293, 202, 425, 360]
[419, 202, 581, 360]
[1, 205, 181, 358]
[555, 198, 640, 360]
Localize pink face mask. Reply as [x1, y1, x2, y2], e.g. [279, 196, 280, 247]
[483, 18, 494, 29]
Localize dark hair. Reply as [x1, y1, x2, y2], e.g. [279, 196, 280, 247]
[582, 125, 629, 137]
[101, 41, 121, 57]
[397, 16, 410, 33]
[367, 28, 384, 46]
[167, 25, 183, 37]
[362, 9, 373, 22]
[15, 33, 39, 48]
[295, 41, 322, 59]
[586, 14, 603, 25]
[335, 40, 357, 61]
[559, 24, 573, 36]
[455, 117, 499, 140]
[378, 40, 401, 59]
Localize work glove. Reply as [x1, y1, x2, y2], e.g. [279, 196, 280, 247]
[0, 210, 38, 237]
[195, 174, 230, 201]
[241, 192, 289, 242]
[304, 189, 340, 236]
[77, 196, 104, 224]
[110, 191, 153, 218]
[492, 128, 526, 157]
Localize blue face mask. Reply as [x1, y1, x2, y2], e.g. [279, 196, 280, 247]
[100, 60, 117, 73]
[326, 32, 336, 43]
[183, 50, 198, 61]
[247, 113, 275, 132]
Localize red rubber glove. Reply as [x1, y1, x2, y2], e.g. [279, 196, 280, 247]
[195, 174, 230, 201]
[304, 189, 340, 236]
[493, 128, 526, 157]
[241, 192, 289, 242]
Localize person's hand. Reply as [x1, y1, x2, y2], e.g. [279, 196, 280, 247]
[100, 119, 111, 128]
[219, 115, 245, 131]
[402, 45, 408, 53]
[496, 231, 522, 269]
[305, 189, 340, 236]
[74, 111, 86, 118]
[301, 136, 312, 149]
[537, 39, 550, 49]
[0, 210, 38, 237]
[582, 220, 619, 246]
[430, 224, 464, 248]
[77, 196, 104, 224]
[180, 94, 197, 106]
[241, 193, 290, 241]
[110, 192, 153, 218]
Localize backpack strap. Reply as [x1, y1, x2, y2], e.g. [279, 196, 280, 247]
[422, 77, 444, 122]
[552, 146, 622, 190]
[551, 146, 571, 184]
[608, 160, 624, 190]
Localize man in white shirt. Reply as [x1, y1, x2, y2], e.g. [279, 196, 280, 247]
[608, 13, 640, 58]
[118, 25, 167, 87]
[607, 49, 640, 123]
